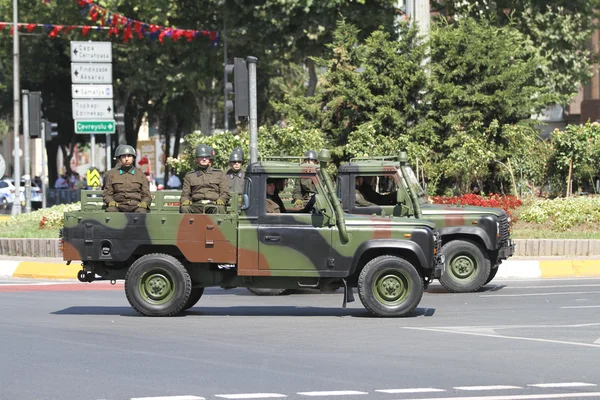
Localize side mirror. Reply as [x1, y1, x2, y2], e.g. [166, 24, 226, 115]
[241, 193, 250, 210]
[397, 189, 406, 205]
[313, 194, 327, 214]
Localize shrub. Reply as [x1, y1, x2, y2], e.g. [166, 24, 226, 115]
[519, 196, 600, 231]
[0, 203, 81, 232]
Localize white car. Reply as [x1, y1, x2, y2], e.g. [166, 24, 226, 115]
[0, 178, 43, 210]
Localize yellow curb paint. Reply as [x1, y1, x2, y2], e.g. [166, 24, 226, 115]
[12, 262, 80, 280]
[540, 260, 600, 278]
[0, 215, 10, 221]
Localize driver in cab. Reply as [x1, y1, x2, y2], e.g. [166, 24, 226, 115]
[266, 178, 282, 214]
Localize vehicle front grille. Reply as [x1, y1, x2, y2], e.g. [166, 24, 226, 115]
[498, 215, 510, 246]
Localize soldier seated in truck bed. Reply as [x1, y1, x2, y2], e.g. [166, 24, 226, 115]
[103, 145, 151, 213]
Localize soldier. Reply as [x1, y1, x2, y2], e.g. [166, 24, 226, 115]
[180, 144, 230, 214]
[226, 149, 245, 195]
[292, 150, 318, 207]
[355, 176, 375, 207]
[103, 145, 152, 213]
[266, 178, 281, 214]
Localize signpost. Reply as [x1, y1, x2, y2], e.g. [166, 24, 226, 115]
[70, 41, 114, 169]
[75, 120, 116, 134]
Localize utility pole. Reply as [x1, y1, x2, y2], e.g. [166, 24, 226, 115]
[12, 0, 21, 215]
[247, 56, 258, 164]
[405, 0, 430, 42]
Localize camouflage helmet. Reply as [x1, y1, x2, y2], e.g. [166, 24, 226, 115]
[116, 144, 136, 158]
[229, 150, 244, 162]
[195, 144, 213, 158]
[113, 144, 123, 160]
[304, 150, 318, 161]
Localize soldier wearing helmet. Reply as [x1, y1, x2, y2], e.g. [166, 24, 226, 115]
[292, 150, 318, 207]
[226, 148, 245, 195]
[180, 144, 230, 214]
[103, 144, 152, 213]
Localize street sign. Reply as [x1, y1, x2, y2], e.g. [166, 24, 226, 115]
[71, 63, 112, 83]
[72, 99, 114, 119]
[70, 42, 112, 63]
[72, 84, 113, 99]
[75, 120, 116, 134]
[86, 168, 102, 188]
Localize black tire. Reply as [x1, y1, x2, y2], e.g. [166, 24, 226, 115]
[182, 287, 205, 311]
[247, 287, 289, 296]
[0, 196, 8, 211]
[485, 265, 499, 285]
[358, 255, 424, 317]
[124, 253, 192, 316]
[439, 240, 491, 293]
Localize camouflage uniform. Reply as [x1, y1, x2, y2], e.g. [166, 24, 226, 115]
[103, 166, 152, 213]
[180, 167, 230, 214]
[355, 189, 375, 207]
[292, 178, 316, 204]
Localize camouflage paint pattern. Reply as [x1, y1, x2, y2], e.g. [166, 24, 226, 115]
[63, 159, 441, 284]
[337, 158, 514, 259]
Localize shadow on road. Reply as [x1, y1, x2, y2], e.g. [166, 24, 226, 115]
[426, 284, 507, 294]
[51, 305, 436, 318]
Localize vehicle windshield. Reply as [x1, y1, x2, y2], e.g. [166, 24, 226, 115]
[399, 167, 427, 205]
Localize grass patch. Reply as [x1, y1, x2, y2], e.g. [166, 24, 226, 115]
[0, 203, 79, 238]
[511, 220, 600, 239]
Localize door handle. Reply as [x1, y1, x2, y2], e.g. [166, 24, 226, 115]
[264, 235, 280, 242]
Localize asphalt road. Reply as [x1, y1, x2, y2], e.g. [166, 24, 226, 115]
[0, 277, 599, 400]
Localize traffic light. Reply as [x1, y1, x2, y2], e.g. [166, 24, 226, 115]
[28, 91, 43, 138]
[43, 119, 58, 142]
[225, 57, 249, 120]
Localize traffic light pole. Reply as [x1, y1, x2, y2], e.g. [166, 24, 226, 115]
[90, 134, 96, 168]
[21, 91, 31, 213]
[12, 0, 21, 216]
[247, 56, 258, 164]
[41, 122, 47, 209]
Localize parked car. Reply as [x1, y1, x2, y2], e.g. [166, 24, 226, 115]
[0, 178, 42, 210]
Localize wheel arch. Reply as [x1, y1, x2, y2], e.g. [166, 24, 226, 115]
[350, 240, 428, 284]
[438, 227, 494, 251]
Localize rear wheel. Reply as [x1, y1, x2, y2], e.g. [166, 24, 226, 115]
[125, 253, 191, 316]
[247, 287, 289, 296]
[485, 265, 500, 285]
[358, 255, 423, 317]
[182, 287, 205, 311]
[439, 240, 490, 293]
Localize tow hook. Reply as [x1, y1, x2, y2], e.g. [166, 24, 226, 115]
[77, 270, 95, 283]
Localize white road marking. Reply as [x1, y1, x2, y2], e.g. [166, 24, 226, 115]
[297, 391, 368, 396]
[131, 396, 205, 400]
[454, 386, 522, 391]
[376, 388, 445, 393]
[560, 305, 600, 309]
[504, 284, 600, 289]
[404, 327, 600, 348]
[215, 394, 286, 399]
[528, 382, 597, 388]
[480, 291, 600, 297]
[392, 392, 600, 400]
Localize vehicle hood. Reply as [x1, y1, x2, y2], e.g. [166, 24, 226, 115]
[344, 213, 435, 229]
[422, 204, 507, 218]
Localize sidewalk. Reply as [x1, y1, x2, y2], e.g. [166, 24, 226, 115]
[2, 256, 600, 280]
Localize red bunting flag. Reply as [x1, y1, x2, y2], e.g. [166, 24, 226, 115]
[48, 25, 63, 37]
[26, 23, 36, 32]
[81, 26, 90, 36]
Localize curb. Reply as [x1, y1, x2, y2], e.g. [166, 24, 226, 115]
[497, 259, 600, 279]
[2, 258, 600, 281]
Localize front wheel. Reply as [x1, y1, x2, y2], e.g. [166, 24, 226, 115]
[439, 240, 490, 293]
[485, 265, 499, 285]
[358, 255, 423, 317]
[125, 253, 192, 316]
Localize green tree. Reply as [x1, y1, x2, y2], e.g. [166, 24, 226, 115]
[436, 0, 600, 106]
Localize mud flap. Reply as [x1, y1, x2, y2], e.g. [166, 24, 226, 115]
[342, 279, 355, 308]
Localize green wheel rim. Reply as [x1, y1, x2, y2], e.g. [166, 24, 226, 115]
[448, 254, 477, 281]
[373, 269, 411, 306]
[139, 269, 175, 305]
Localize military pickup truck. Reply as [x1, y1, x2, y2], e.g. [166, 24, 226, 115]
[337, 152, 514, 293]
[61, 150, 443, 317]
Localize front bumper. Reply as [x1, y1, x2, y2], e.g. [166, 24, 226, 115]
[433, 254, 445, 279]
[498, 239, 515, 259]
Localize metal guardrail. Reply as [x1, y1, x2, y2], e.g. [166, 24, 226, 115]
[45, 189, 81, 207]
